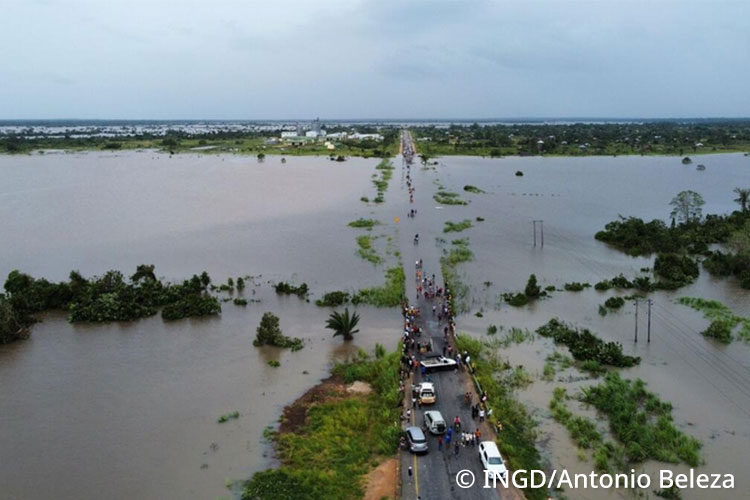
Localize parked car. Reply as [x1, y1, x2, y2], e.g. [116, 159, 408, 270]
[423, 410, 447, 435]
[478, 440, 507, 479]
[405, 426, 429, 454]
[416, 382, 436, 404]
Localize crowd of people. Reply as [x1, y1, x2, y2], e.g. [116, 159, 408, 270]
[396, 140, 501, 460]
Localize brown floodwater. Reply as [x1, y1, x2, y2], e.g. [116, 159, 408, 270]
[0, 152, 402, 500]
[2, 150, 750, 500]
[406, 153, 750, 499]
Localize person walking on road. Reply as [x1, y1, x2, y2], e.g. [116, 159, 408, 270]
[479, 408, 485, 422]
[438, 435, 443, 451]
[454, 441, 460, 458]
[408, 465, 413, 482]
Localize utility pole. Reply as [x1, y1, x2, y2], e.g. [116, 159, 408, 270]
[647, 299, 653, 343]
[634, 299, 639, 343]
[540, 220, 544, 247]
[532, 220, 544, 247]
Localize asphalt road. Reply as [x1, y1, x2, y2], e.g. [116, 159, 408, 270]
[397, 131, 501, 500]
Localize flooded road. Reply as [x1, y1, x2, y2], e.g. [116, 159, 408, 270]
[406, 153, 750, 498]
[1, 150, 749, 499]
[0, 152, 402, 500]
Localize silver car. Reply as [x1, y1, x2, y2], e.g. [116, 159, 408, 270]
[423, 410, 447, 435]
[405, 426, 429, 454]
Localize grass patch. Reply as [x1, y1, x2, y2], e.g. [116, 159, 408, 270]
[439, 239, 473, 313]
[443, 219, 473, 233]
[434, 190, 468, 205]
[582, 372, 701, 466]
[234, 298, 248, 306]
[549, 387, 602, 449]
[677, 297, 750, 342]
[348, 218, 380, 230]
[355, 235, 383, 265]
[243, 348, 401, 500]
[268, 360, 281, 367]
[463, 184, 485, 194]
[369, 159, 394, 203]
[497, 327, 534, 347]
[352, 265, 405, 307]
[315, 291, 351, 307]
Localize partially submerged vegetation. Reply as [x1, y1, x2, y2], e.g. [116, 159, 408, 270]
[253, 312, 303, 351]
[563, 281, 590, 292]
[433, 190, 468, 205]
[443, 219, 473, 233]
[536, 319, 640, 371]
[1, 266, 221, 341]
[582, 372, 701, 467]
[347, 218, 380, 230]
[371, 159, 394, 203]
[355, 235, 383, 264]
[315, 266, 405, 309]
[353, 265, 405, 307]
[274, 282, 309, 298]
[242, 346, 401, 500]
[502, 274, 546, 307]
[440, 239, 473, 313]
[463, 184, 485, 194]
[595, 196, 750, 289]
[550, 388, 602, 450]
[677, 297, 750, 343]
[218, 411, 240, 423]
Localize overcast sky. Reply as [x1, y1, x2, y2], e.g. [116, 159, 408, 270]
[1, 0, 749, 119]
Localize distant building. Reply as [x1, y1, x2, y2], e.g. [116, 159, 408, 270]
[281, 131, 298, 138]
[349, 133, 384, 141]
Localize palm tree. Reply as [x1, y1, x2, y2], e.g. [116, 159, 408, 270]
[325, 308, 360, 341]
[734, 187, 750, 213]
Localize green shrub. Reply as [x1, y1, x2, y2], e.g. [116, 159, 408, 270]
[604, 297, 625, 309]
[253, 312, 304, 351]
[701, 320, 733, 343]
[525, 274, 541, 298]
[536, 318, 640, 368]
[564, 282, 590, 291]
[275, 282, 309, 297]
[503, 293, 529, 307]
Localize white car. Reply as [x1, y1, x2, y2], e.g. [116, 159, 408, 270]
[478, 440, 507, 479]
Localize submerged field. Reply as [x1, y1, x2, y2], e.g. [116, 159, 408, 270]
[414, 153, 750, 499]
[1, 149, 749, 499]
[0, 152, 404, 500]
